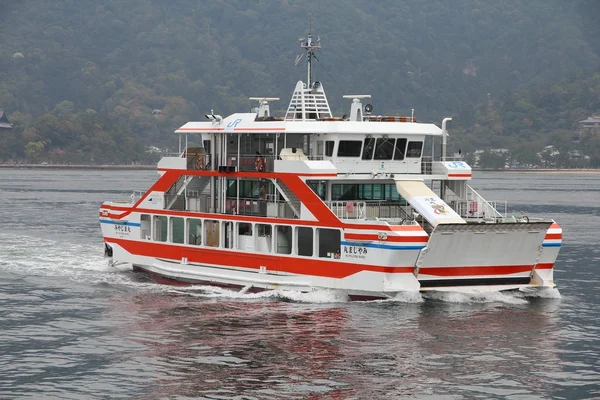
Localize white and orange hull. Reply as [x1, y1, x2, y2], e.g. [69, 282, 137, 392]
[101, 211, 561, 300]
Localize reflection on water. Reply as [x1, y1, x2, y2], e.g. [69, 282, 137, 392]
[88, 290, 567, 399]
[0, 169, 599, 399]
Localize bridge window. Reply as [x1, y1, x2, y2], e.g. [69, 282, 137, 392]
[337, 140, 362, 157]
[325, 141, 335, 156]
[362, 138, 375, 160]
[153, 216, 167, 242]
[296, 227, 313, 256]
[406, 141, 423, 158]
[394, 139, 407, 160]
[170, 217, 184, 244]
[187, 218, 202, 246]
[374, 138, 395, 160]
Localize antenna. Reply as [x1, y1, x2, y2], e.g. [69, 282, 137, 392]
[298, 11, 321, 88]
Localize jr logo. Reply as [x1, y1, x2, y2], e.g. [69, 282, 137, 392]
[447, 161, 466, 169]
[226, 118, 242, 131]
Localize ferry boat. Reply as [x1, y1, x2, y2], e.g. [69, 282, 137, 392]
[100, 32, 561, 300]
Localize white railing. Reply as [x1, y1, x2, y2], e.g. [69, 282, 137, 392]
[130, 190, 145, 204]
[325, 201, 367, 219]
[445, 184, 505, 219]
[450, 199, 507, 219]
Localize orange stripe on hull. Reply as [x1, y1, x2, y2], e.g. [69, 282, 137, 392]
[535, 263, 554, 270]
[544, 233, 562, 240]
[111, 238, 415, 279]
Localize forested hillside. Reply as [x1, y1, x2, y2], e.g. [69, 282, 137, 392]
[0, 0, 599, 164]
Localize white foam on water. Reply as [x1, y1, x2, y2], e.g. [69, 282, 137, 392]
[517, 286, 562, 299]
[422, 290, 529, 305]
[0, 233, 173, 292]
[366, 291, 424, 304]
[172, 285, 350, 303]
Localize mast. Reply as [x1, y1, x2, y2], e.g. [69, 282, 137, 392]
[298, 13, 321, 89]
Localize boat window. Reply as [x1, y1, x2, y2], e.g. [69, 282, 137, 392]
[337, 140, 362, 157]
[187, 218, 202, 246]
[374, 138, 395, 160]
[170, 217, 184, 244]
[406, 141, 423, 158]
[204, 220, 220, 247]
[237, 222, 253, 250]
[362, 138, 375, 160]
[394, 138, 407, 160]
[141, 214, 151, 240]
[325, 141, 335, 157]
[276, 225, 292, 254]
[153, 216, 167, 242]
[317, 228, 341, 258]
[334, 183, 404, 202]
[226, 179, 237, 197]
[307, 180, 327, 200]
[331, 184, 357, 201]
[256, 224, 272, 253]
[203, 140, 211, 155]
[296, 226, 313, 257]
[222, 221, 234, 249]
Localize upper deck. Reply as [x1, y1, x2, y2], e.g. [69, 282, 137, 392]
[174, 109, 468, 180]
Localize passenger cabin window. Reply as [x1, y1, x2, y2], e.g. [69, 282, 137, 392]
[222, 221, 234, 249]
[205, 220, 219, 247]
[332, 183, 403, 202]
[237, 222, 253, 250]
[362, 138, 375, 160]
[153, 216, 167, 242]
[141, 214, 151, 240]
[307, 180, 326, 200]
[170, 217, 184, 244]
[296, 227, 313, 257]
[256, 223, 272, 253]
[317, 228, 341, 258]
[325, 141, 335, 157]
[337, 140, 362, 157]
[187, 218, 202, 245]
[394, 139, 407, 160]
[374, 138, 395, 160]
[276, 225, 292, 254]
[406, 141, 423, 158]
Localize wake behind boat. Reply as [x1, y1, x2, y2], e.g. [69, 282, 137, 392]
[100, 31, 561, 300]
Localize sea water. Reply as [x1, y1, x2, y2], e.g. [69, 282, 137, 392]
[0, 169, 599, 399]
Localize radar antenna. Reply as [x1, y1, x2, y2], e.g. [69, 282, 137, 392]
[297, 11, 321, 89]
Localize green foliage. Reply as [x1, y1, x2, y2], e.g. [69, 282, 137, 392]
[0, 1, 599, 164]
[452, 68, 600, 168]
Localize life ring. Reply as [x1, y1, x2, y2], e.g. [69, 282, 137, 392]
[196, 156, 204, 170]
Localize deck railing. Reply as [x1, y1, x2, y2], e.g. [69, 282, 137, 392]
[325, 200, 410, 220]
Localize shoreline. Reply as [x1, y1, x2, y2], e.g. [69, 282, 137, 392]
[475, 168, 600, 174]
[1, 164, 599, 173]
[0, 164, 156, 170]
